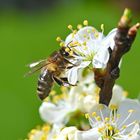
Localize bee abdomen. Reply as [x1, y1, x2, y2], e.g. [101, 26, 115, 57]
[37, 70, 54, 100]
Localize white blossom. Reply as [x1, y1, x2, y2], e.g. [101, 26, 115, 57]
[39, 70, 126, 130]
[76, 99, 140, 140]
[64, 23, 117, 84]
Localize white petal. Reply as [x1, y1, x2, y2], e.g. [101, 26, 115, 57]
[39, 102, 71, 124]
[67, 61, 91, 85]
[109, 84, 125, 106]
[75, 128, 100, 140]
[68, 67, 79, 85]
[65, 33, 73, 45]
[92, 46, 109, 68]
[117, 99, 140, 129]
[53, 127, 77, 140]
[102, 28, 117, 50]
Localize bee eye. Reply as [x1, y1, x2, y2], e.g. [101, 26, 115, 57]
[64, 52, 69, 56]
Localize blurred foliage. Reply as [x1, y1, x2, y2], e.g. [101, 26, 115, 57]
[0, 0, 140, 140]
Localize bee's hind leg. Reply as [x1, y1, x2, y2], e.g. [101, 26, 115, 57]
[53, 76, 76, 87]
[53, 76, 70, 87]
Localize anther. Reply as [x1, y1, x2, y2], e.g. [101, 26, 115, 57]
[85, 113, 90, 119]
[77, 24, 83, 29]
[101, 24, 104, 32]
[68, 25, 73, 30]
[65, 47, 70, 52]
[59, 42, 65, 47]
[83, 20, 88, 26]
[92, 112, 97, 117]
[128, 109, 135, 113]
[56, 36, 61, 42]
[69, 51, 73, 56]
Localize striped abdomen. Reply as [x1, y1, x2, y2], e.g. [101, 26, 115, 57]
[37, 70, 54, 100]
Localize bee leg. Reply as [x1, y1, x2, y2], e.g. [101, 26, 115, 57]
[60, 77, 77, 86]
[53, 76, 70, 87]
[63, 58, 77, 66]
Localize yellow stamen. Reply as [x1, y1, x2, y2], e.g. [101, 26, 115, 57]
[110, 104, 118, 110]
[123, 91, 128, 97]
[85, 113, 90, 119]
[77, 24, 83, 29]
[96, 116, 101, 121]
[108, 126, 113, 131]
[69, 51, 73, 56]
[83, 42, 87, 46]
[92, 112, 97, 117]
[56, 36, 61, 42]
[83, 20, 88, 26]
[101, 24, 104, 32]
[68, 24, 73, 30]
[59, 42, 65, 47]
[128, 109, 135, 113]
[73, 30, 77, 34]
[94, 32, 99, 38]
[65, 47, 70, 52]
[105, 117, 110, 122]
[122, 125, 127, 129]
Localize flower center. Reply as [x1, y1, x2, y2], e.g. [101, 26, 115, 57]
[85, 104, 140, 140]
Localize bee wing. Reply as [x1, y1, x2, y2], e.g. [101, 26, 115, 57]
[25, 59, 50, 77]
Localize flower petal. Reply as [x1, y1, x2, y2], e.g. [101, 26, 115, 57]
[67, 61, 91, 85]
[75, 128, 100, 140]
[103, 28, 117, 50]
[92, 46, 109, 68]
[39, 102, 71, 124]
[117, 99, 140, 130]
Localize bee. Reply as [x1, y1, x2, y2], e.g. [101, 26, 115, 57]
[27, 43, 78, 100]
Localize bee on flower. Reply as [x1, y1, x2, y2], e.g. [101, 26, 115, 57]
[59, 20, 117, 85]
[39, 70, 127, 131]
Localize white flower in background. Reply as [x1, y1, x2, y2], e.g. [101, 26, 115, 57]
[62, 20, 117, 84]
[39, 71, 126, 131]
[39, 71, 98, 127]
[76, 99, 140, 140]
[52, 127, 78, 140]
[27, 124, 51, 140]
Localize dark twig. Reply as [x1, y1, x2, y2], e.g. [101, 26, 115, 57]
[94, 9, 140, 106]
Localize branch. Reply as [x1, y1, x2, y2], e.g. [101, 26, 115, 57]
[94, 8, 140, 106]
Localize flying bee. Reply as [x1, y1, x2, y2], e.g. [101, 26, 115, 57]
[27, 42, 78, 100]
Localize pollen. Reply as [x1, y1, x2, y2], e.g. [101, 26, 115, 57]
[87, 29, 91, 33]
[110, 104, 118, 110]
[92, 112, 97, 117]
[123, 91, 128, 97]
[96, 116, 101, 121]
[94, 32, 99, 38]
[85, 113, 90, 119]
[73, 30, 77, 34]
[122, 125, 127, 129]
[68, 24, 73, 30]
[101, 24, 104, 32]
[59, 42, 65, 47]
[69, 50, 74, 56]
[128, 109, 135, 113]
[83, 20, 88, 26]
[77, 24, 83, 29]
[83, 42, 87, 46]
[65, 47, 70, 52]
[105, 117, 110, 122]
[108, 125, 113, 131]
[56, 36, 61, 42]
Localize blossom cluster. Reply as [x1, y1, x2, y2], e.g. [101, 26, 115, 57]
[26, 21, 140, 140]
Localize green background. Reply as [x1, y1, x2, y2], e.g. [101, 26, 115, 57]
[0, 0, 140, 139]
